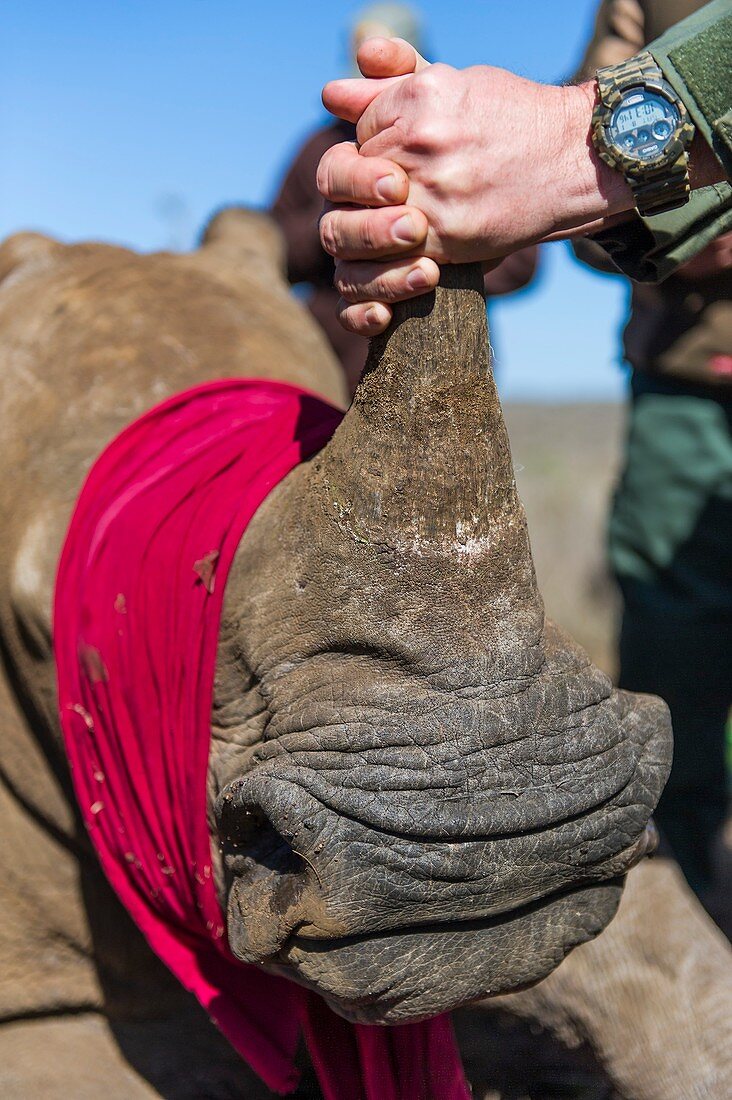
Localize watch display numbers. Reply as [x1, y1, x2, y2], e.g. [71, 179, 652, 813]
[609, 91, 679, 161]
[615, 101, 664, 133]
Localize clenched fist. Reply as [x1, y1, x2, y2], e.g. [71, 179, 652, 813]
[318, 36, 721, 335]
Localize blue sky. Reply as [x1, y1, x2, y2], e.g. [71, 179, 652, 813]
[3, 0, 630, 400]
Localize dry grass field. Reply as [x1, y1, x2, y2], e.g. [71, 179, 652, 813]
[504, 402, 624, 676]
[467, 402, 731, 1096]
[506, 401, 732, 937]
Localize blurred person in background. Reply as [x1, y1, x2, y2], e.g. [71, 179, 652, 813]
[270, 2, 537, 396]
[574, 0, 732, 904]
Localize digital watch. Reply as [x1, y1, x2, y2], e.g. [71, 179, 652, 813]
[591, 51, 695, 218]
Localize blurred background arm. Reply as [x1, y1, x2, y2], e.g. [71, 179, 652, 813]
[483, 247, 540, 296]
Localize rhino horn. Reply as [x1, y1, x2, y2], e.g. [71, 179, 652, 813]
[315, 263, 520, 557]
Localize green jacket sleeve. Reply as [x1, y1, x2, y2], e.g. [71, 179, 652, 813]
[592, 0, 732, 282]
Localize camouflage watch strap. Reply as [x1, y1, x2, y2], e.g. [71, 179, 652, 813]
[597, 50, 664, 97]
[594, 51, 694, 218]
[629, 159, 691, 217]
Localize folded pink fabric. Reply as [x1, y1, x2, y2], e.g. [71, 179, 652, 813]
[54, 378, 470, 1100]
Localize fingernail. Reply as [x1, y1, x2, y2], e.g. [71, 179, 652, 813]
[365, 306, 384, 327]
[407, 266, 431, 291]
[376, 174, 401, 202]
[392, 214, 417, 244]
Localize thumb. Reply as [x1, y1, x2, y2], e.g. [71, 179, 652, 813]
[322, 74, 406, 124]
[357, 36, 430, 78]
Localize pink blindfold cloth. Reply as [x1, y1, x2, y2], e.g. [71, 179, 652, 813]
[54, 378, 470, 1100]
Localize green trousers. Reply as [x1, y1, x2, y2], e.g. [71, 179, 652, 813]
[609, 373, 732, 894]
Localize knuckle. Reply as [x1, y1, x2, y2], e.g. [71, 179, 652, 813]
[403, 111, 442, 153]
[319, 213, 339, 256]
[336, 301, 361, 333]
[408, 120, 434, 152]
[315, 157, 331, 199]
[323, 208, 386, 259]
[371, 271, 393, 301]
[336, 261, 396, 305]
[358, 215, 377, 252]
[316, 142, 355, 199]
[403, 65, 455, 150]
[412, 63, 446, 96]
[334, 264, 358, 302]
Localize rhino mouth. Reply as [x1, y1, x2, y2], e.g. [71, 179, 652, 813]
[284, 830, 656, 947]
[254, 822, 656, 1025]
[264, 876, 633, 1024]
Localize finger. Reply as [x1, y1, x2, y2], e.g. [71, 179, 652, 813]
[317, 142, 409, 206]
[335, 256, 440, 303]
[610, 0, 645, 46]
[357, 63, 449, 146]
[337, 298, 393, 336]
[320, 205, 428, 261]
[322, 74, 407, 124]
[357, 36, 430, 78]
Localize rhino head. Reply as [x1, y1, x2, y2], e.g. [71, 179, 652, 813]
[211, 263, 670, 1024]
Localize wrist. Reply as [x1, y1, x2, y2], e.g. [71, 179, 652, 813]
[558, 81, 635, 227]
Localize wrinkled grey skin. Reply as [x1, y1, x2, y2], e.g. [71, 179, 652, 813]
[474, 855, 732, 1100]
[0, 214, 675, 1095]
[209, 263, 670, 1023]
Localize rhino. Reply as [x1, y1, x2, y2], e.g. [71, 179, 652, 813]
[0, 210, 729, 1099]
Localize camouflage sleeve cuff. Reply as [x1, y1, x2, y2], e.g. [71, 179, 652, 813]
[591, 183, 732, 282]
[591, 0, 732, 283]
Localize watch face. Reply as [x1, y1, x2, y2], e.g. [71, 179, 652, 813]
[608, 89, 680, 164]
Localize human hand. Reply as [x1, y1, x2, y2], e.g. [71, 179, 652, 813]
[318, 37, 632, 334]
[482, 246, 539, 297]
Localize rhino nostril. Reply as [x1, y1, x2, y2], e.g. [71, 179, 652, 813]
[217, 795, 269, 850]
[216, 784, 319, 961]
[217, 786, 308, 880]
